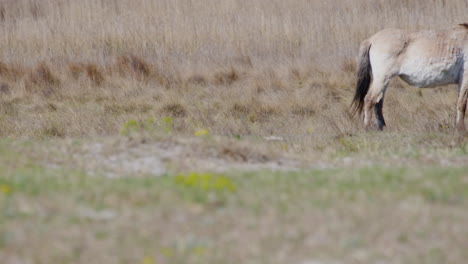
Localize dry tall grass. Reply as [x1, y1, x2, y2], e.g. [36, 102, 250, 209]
[0, 0, 466, 141]
[1, 3, 467, 262]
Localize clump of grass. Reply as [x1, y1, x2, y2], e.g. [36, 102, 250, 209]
[29, 63, 60, 86]
[230, 102, 277, 123]
[47, 103, 57, 112]
[114, 54, 175, 86]
[194, 129, 209, 137]
[0, 83, 11, 95]
[160, 117, 173, 133]
[187, 74, 207, 86]
[0, 101, 17, 116]
[230, 103, 250, 119]
[291, 105, 316, 117]
[119, 117, 180, 136]
[161, 103, 186, 118]
[0, 61, 25, 81]
[68, 62, 85, 79]
[174, 172, 236, 204]
[120, 119, 139, 135]
[325, 88, 343, 103]
[104, 103, 152, 114]
[0, 184, 11, 195]
[175, 172, 236, 192]
[338, 136, 360, 153]
[140, 256, 155, 264]
[86, 64, 105, 85]
[120, 118, 155, 135]
[219, 141, 271, 163]
[0, 5, 5, 22]
[249, 105, 276, 123]
[289, 68, 303, 81]
[213, 68, 239, 85]
[116, 55, 152, 79]
[28, 1, 44, 20]
[41, 122, 65, 138]
[341, 57, 356, 73]
[221, 146, 248, 162]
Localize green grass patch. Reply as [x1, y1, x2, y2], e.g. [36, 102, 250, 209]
[1, 142, 467, 264]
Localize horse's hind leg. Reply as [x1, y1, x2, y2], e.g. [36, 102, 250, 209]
[363, 76, 390, 129]
[456, 70, 467, 133]
[374, 97, 386, 130]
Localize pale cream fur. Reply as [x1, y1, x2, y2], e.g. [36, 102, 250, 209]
[358, 25, 468, 132]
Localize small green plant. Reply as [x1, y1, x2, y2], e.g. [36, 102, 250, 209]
[194, 129, 209, 137]
[120, 119, 139, 135]
[0, 184, 11, 196]
[144, 117, 155, 129]
[175, 172, 236, 192]
[120, 117, 174, 136]
[140, 256, 155, 264]
[339, 136, 359, 153]
[458, 142, 467, 155]
[157, 244, 207, 262]
[161, 116, 173, 133]
[174, 172, 236, 204]
[120, 118, 157, 135]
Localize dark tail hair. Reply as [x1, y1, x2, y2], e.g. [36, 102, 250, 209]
[350, 41, 372, 116]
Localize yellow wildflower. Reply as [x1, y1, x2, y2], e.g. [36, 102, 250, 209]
[192, 246, 207, 256]
[161, 248, 174, 257]
[194, 129, 209, 136]
[0, 184, 11, 195]
[141, 256, 154, 264]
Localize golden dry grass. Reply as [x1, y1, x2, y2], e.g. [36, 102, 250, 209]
[0, 2, 468, 263]
[0, 0, 466, 140]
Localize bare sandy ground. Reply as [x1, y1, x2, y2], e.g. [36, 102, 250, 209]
[36, 134, 468, 177]
[68, 137, 300, 177]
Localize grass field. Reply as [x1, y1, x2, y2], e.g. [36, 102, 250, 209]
[0, 0, 467, 263]
[1, 139, 468, 264]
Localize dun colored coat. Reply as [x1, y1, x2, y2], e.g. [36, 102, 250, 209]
[351, 24, 468, 133]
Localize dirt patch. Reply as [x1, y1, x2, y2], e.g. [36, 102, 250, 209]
[71, 137, 299, 177]
[39, 133, 467, 178]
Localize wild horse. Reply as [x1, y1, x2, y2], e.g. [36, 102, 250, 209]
[351, 24, 468, 133]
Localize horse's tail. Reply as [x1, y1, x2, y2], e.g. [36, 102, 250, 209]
[350, 40, 372, 116]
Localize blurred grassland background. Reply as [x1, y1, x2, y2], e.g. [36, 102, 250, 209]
[0, 1, 468, 263]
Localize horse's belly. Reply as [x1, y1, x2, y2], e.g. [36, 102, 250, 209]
[399, 59, 461, 88]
